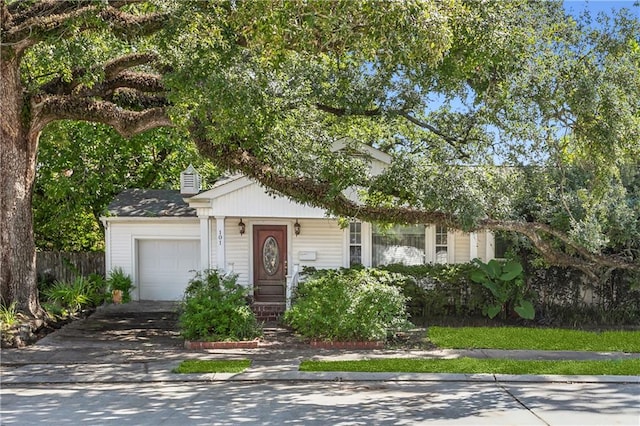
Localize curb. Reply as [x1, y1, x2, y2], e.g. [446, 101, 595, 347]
[2, 362, 638, 385]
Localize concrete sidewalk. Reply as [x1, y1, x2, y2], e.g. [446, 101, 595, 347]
[1, 302, 639, 385]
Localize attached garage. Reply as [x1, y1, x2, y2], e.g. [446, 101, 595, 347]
[137, 239, 200, 300]
[101, 189, 201, 301]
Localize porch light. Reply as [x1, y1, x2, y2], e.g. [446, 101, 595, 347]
[239, 219, 246, 235]
[294, 219, 301, 236]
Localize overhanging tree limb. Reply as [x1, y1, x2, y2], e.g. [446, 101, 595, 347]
[35, 96, 172, 138]
[190, 121, 639, 277]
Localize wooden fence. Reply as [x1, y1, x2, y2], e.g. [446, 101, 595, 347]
[37, 251, 105, 283]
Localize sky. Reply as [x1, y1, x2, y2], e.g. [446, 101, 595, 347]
[563, 0, 640, 18]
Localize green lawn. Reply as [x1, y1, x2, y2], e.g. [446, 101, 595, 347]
[173, 359, 251, 374]
[428, 326, 640, 352]
[300, 358, 640, 375]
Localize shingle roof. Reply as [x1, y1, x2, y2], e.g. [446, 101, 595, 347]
[106, 189, 197, 217]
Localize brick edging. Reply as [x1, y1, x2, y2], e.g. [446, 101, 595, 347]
[184, 340, 259, 350]
[309, 340, 385, 349]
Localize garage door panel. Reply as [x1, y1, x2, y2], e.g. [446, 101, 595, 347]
[138, 239, 200, 300]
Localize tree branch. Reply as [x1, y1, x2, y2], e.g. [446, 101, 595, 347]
[34, 96, 172, 138]
[189, 120, 639, 276]
[4, 2, 166, 46]
[39, 52, 160, 96]
[315, 103, 381, 117]
[104, 52, 159, 80]
[398, 111, 471, 159]
[314, 103, 471, 159]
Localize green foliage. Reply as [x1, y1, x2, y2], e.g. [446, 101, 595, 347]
[470, 259, 535, 320]
[34, 124, 219, 252]
[429, 326, 640, 353]
[284, 268, 410, 342]
[0, 302, 19, 330]
[106, 268, 135, 303]
[380, 263, 490, 319]
[179, 270, 261, 342]
[300, 358, 640, 376]
[173, 359, 251, 374]
[43, 276, 106, 315]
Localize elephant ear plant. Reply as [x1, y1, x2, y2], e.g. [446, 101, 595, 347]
[470, 259, 535, 320]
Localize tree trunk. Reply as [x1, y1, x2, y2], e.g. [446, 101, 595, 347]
[0, 55, 43, 317]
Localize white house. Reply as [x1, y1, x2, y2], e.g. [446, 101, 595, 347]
[101, 145, 498, 315]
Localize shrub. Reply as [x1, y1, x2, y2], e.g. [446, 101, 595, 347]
[470, 259, 535, 320]
[179, 269, 261, 342]
[44, 276, 101, 315]
[380, 263, 490, 319]
[284, 268, 410, 342]
[106, 268, 135, 303]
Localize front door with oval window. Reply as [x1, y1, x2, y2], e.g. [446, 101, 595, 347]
[253, 225, 287, 303]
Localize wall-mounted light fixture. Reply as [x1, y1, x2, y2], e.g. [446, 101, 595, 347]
[238, 218, 246, 235]
[294, 219, 301, 236]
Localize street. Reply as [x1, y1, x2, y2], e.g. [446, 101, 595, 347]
[2, 380, 638, 425]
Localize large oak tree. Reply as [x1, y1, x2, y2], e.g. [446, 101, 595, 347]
[2, 0, 638, 317]
[1, 0, 171, 315]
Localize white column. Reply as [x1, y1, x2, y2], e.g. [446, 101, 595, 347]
[215, 216, 226, 270]
[447, 230, 456, 264]
[361, 222, 372, 267]
[469, 232, 478, 261]
[485, 230, 495, 261]
[425, 225, 435, 263]
[199, 216, 211, 270]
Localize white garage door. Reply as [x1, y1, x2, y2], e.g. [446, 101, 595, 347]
[137, 239, 200, 300]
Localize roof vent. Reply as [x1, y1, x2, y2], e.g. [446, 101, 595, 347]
[180, 164, 201, 195]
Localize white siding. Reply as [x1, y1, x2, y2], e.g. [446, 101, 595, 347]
[221, 218, 345, 287]
[105, 219, 199, 292]
[225, 219, 251, 286]
[211, 183, 327, 219]
[291, 219, 344, 270]
[454, 232, 470, 263]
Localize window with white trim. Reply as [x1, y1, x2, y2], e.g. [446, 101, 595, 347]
[349, 222, 363, 266]
[372, 224, 425, 267]
[435, 225, 448, 264]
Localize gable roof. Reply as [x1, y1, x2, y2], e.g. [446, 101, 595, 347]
[106, 189, 196, 217]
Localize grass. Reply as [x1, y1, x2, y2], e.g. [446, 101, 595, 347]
[300, 358, 640, 375]
[428, 326, 640, 353]
[173, 359, 251, 374]
[0, 302, 19, 330]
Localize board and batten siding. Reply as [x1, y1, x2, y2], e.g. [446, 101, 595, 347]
[104, 219, 199, 284]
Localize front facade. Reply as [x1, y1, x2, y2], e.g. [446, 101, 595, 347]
[102, 149, 499, 304]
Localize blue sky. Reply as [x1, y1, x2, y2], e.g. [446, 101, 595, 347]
[564, 0, 639, 17]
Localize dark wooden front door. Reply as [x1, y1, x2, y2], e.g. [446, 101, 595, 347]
[253, 225, 287, 303]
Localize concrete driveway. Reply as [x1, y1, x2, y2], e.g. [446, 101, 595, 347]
[1, 301, 185, 365]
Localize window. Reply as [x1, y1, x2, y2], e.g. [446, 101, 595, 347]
[372, 224, 425, 267]
[435, 225, 448, 264]
[494, 232, 510, 259]
[349, 222, 362, 266]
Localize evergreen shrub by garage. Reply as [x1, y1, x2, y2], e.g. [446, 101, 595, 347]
[284, 268, 410, 342]
[179, 269, 261, 342]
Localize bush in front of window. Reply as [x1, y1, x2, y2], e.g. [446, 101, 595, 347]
[284, 268, 410, 342]
[179, 269, 262, 342]
[380, 263, 490, 320]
